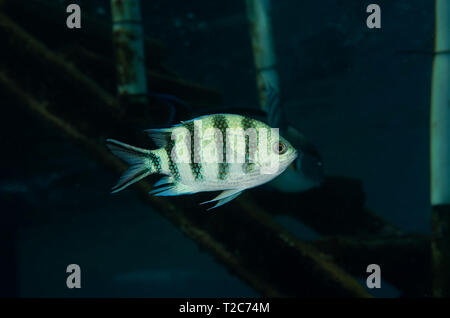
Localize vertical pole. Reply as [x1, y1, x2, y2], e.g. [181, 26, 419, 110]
[111, 0, 148, 105]
[245, 0, 279, 111]
[431, 0, 450, 297]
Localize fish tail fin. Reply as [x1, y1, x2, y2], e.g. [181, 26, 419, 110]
[106, 139, 153, 193]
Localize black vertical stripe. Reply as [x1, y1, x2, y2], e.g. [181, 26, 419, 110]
[241, 116, 257, 168]
[183, 121, 203, 180]
[165, 137, 180, 181]
[213, 115, 229, 180]
[148, 152, 162, 173]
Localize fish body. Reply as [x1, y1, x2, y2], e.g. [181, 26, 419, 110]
[106, 114, 297, 209]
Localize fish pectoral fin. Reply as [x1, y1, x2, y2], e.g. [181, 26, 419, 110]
[200, 189, 244, 211]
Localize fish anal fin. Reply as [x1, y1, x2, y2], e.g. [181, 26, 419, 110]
[153, 176, 173, 188]
[150, 183, 195, 197]
[201, 189, 244, 211]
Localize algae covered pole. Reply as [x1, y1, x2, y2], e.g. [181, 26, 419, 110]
[110, 0, 148, 105]
[245, 0, 279, 111]
[430, 0, 450, 297]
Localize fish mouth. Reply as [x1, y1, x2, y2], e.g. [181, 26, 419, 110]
[285, 150, 298, 168]
[291, 150, 299, 162]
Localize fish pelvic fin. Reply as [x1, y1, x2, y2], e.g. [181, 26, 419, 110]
[200, 189, 244, 211]
[106, 139, 154, 193]
[149, 183, 196, 196]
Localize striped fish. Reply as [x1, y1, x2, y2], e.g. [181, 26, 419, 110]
[106, 114, 297, 209]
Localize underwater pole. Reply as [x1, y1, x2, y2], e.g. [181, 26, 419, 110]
[111, 0, 148, 105]
[245, 0, 279, 111]
[431, 0, 450, 297]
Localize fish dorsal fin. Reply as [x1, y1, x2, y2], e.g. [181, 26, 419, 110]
[144, 128, 172, 148]
[200, 189, 244, 211]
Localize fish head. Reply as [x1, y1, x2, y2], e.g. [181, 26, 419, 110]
[274, 134, 298, 170]
[257, 132, 298, 178]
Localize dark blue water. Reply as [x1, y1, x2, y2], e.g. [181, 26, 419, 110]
[0, 0, 433, 298]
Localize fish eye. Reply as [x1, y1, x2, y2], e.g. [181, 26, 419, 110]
[273, 141, 287, 154]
